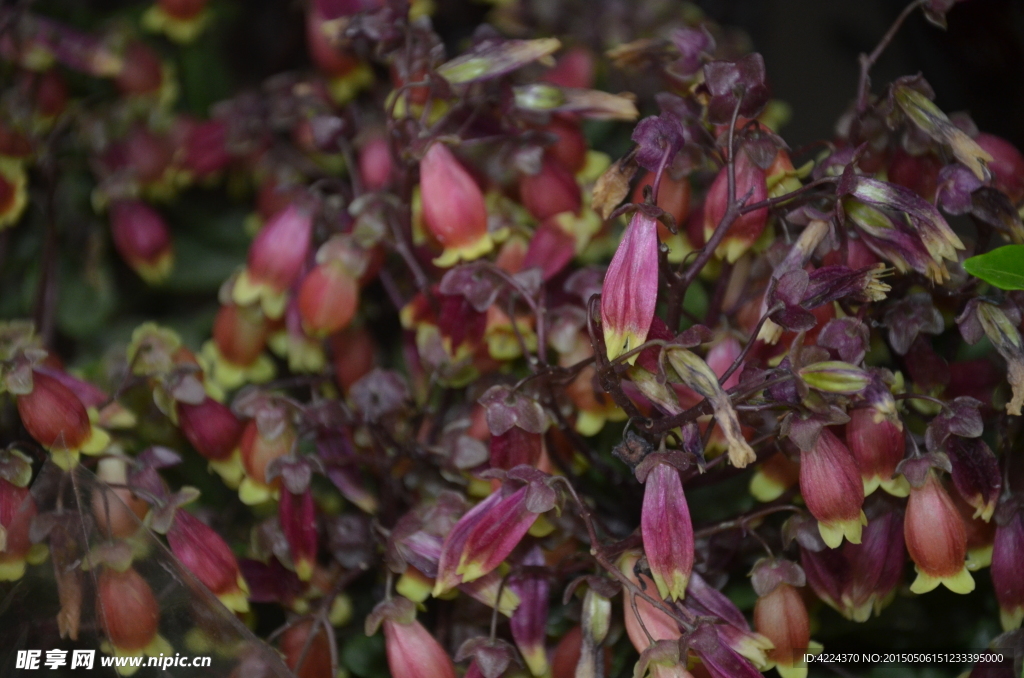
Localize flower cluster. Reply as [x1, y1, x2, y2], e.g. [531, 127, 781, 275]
[1, 0, 1023, 677]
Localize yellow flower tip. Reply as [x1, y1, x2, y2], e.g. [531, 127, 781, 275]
[328, 63, 375, 105]
[749, 470, 787, 503]
[397, 570, 434, 603]
[1000, 606, 1024, 632]
[295, 558, 315, 582]
[329, 594, 353, 626]
[455, 558, 487, 585]
[528, 514, 555, 538]
[207, 449, 244, 488]
[848, 600, 875, 623]
[0, 558, 27, 582]
[49, 448, 80, 471]
[238, 477, 275, 506]
[219, 587, 251, 614]
[818, 513, 866, 549]
[522, 648, 549, 678]
[142, 4, 211, 44]
[974, 502, 996, 523]
[0, 161, 28, 230]
[574, 410, 606, 437]
[756, 318, 783, 345]
[81, 426, 112, 455]
[966, 544, 993, 571]
[910, 566, 975, 595]
[733, 634, 774, 670]
[711, 234, 753, 264]
[776, 663, 809, 678]
[432, 232, 495, 268]
[880, 475, 910, 498]
[862, 475, 881, 497]
[136, 251, 175, 285]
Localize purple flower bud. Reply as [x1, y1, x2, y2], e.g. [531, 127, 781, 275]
[509, 547, 550, 676]
[279, 488, 318, 581]
[847, 407, 907, 497]
[601, 213, 660, 361]
[800, 428, 866, 548]
[641, 463, 694, 601]
[992, 504, 1024, 631]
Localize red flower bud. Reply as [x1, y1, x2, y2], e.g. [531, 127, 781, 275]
[176, 397, 243, 461]
[330, 326, 376, 393]
[0, 478, 37, 581]
[359, 136, 393, 191]
[17, 369, 89, 450]
[846, 407, 907, 497]
[213, 303, 271, 368]
[544, 118, 589, 174]
[992, 506, 1024, 630]
[239, 419, 295, 504]
[601, 213, 659, 361]
[167, 509, 250, 613]
[115, 41, 164, 97]
[542, 47, 595, 90]
[519, 157, 581, 222]
[297, 263, 358, 336]
[490, 426, 543, 471]
[799, 428, 866, 548]
[281, 620, 334, 678]
[27, 68, 69, 120]
[703, 152, 768, 263]
[905, 471, 974, 595]
[888, 149, 942, 202]
[420, 143, 492, 267]
[180, 118, 230, 178]
[109, 200, 174, 284]
[96, 566, 161, 652]
[522, 216, 577, 281]
[244, 203, 313, 300]
[974, 133, 1024, 203]
[753, 583, 813, 676]
[384, 617, 458, 678]
[305, 0, 365, 78]
[619, 552, 682, 655]
[280, 489, 318, 581]
[633, 172, 692, 227]
[641, 463, 694, 601]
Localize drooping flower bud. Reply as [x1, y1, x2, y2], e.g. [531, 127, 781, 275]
[753, 582, 815, 678]
[519, 157, 582, 221]
[114, 41, 165, 97]
[846, 407, 908, 497]
[234, 203, 314, 319]
[280, 488, 318, 581]
[109, 200, 174, 284]
[176, 397, 243, 461]
[641, 462, 694, 601]
[96, 566, 170, 657]
[330, 326, 376, 393]
[297, 262, 358, 337]
[203, 303, 275, 389]
[633, 172, 694, 263]
[618, 552, 683, 655]
[358, 135, 393, 191]
[167, 509, 250, 613]
[601, 213, 659, 362]
[281, 619, 334, 678]
[420, 143, 493, 268]
[905, 470, 974, 595]
[544, 118, 589, 174]
[992, 504, 1024, 630]
[16, 369, 110, 469]
[749, 451, 800, 502]
[509, 547, 550, 677]
[0, 477, 40, 581]
[239, 418, 296, 505]
[799, 428, 867, 548]
[703, 151, 768, 263]
[369, 598, 458, 678]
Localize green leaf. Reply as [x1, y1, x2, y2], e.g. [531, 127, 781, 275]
[963, 245, 1024, 290]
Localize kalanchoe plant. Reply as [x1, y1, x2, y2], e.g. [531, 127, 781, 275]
[2, 0, 1024, 676]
